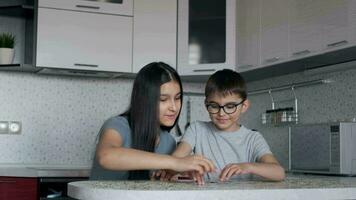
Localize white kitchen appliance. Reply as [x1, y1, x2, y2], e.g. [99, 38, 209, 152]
[289, 122, 356, 175]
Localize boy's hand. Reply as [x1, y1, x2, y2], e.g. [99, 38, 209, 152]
[219, 163, 252, 181]
[172, 155, 216, 175]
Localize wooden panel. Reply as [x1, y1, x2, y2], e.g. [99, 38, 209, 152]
[0, 177, 38, 200]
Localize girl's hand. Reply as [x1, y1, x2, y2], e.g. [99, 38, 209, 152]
[151, 170, 177, 181]
[219, 163, 252, 181]
[172, 155, 216, 175]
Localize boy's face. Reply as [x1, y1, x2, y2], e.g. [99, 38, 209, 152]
[205, 92, 249, 132]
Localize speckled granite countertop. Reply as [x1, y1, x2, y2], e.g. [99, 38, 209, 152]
[68, 174, 356, 200]
[0, 163, 90, 177]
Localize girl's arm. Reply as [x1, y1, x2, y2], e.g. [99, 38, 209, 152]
[219, 154, 285, 181]
[172, 141, 193, 157]
[96, 129, 214, 174]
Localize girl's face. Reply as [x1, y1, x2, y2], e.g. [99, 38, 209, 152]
[205, 92, 249, 132]
[159, 80, 182, 127]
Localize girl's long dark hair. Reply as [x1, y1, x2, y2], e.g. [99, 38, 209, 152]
[122, 62, 183, 180]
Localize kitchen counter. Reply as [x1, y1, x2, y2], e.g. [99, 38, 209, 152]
[68, 174, 356, 200]
[0, 163, 90, 177]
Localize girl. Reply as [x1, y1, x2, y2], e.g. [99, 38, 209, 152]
[90, 62, 215, 180]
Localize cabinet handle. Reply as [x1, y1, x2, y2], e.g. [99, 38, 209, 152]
[193, 69, 216, 72]
[292, 50, 311, 56]
[264, 57, 280, 63]
[0, 180, 16, 183]
[238, 64, 254, 70]
[75, 5, 100, 10]
[74, 63, 99, 68]
[327, 40, 348, 48]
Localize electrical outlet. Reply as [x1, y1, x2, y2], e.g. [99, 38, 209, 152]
[0, 121, 9, 134]
[9, 121, 21, 134]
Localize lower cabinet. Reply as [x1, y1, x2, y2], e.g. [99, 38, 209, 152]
[0, 176, 88, 200]
[0, 177, 38, 200]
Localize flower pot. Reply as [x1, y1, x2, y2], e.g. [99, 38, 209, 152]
[0, 48, 15, 64]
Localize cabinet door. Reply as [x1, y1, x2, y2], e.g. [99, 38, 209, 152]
[0, 177, 38, 200]
[289, 0, 324, 59]
[321, 0, 352, 51]
[36, 8, 132, 72]
[260, 0, 289, 65]
[177, 0, 236, 75]
[133, 0, 177, 72]
[236, 0, 260, 72]
[39, 0, 133, 16]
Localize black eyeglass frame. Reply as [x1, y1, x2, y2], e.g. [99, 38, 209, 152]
[205, 99, 246, 114]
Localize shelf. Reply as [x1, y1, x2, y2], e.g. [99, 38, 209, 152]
[0, 64, 39, 72]
[0, 1, 34, 17]
[262, 109, 298, 126]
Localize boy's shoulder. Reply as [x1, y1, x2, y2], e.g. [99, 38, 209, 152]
[187, 121, 212, 132]
[239, 125, 263, 137]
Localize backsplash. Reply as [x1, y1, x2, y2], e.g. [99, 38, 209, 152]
[0, 72, 205, 166]
[1, 65, 356, 168]
[181, 64, 356, 169]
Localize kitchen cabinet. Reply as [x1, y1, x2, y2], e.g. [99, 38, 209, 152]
[236, 0, 260, 72]
[133, 0, 177, 72]
[177, 0, 236, 76]
[0, 177, 38, 200]
[0, 1, 36, 71]
[237, 0, 356, 78]
[36, 0, 133, 73]
[321, 0, 353, 51]
[260, 0, 289, 66]
[38, 0, 133, 16]
[288, 0, 324, 59]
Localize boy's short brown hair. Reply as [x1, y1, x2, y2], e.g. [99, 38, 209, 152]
[205, 69, 247, 99]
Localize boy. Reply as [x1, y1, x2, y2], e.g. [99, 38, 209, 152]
[157, 69, 285, 184]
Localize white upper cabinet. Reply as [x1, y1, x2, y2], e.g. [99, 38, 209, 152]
[321, 0, 353, 51]
[36, 0, 133, 72]
[36, 7, 133, 72]
[236, 0, 260, 72]
[38, 0, 133, 16]
[236, 0, 356, 74]
[177, 0, 236, 76]
[288, 0, 324, 59]
[260, 0, 289, 66]
[133, 0, 177, 72]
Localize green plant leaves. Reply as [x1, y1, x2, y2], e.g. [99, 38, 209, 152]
[0, 33, 15, 48]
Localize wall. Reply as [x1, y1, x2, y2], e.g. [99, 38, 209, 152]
[1, 64, 356, 168]
[0, 71, 206, 166]
[184, 64, 356, 169]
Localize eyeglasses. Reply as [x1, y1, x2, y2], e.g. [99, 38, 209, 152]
[205, 99, 245, 114]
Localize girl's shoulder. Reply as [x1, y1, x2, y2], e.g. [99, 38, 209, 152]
[105, 115, 129, 126]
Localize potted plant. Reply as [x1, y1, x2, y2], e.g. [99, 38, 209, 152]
[0, 33, 15, 64]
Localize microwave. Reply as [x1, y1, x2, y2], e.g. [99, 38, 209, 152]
[289, 122, 356, 175]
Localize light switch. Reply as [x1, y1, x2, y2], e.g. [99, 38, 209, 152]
[0, 121, 9, 134]
[9, 121, 21, 134]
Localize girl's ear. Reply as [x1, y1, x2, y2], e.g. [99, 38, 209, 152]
[241, 99, 250, 113]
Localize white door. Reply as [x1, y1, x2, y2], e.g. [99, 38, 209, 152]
[38, 0, 134, 16]
[260, 0, 289, 66]
[321, 0, 352, 51]
[177, 0, 236, 76]
[133, 0, 177, 72]
[236, 0, 260, 72]
[289, 0, 324, 59]
[36, 8, 132, 72]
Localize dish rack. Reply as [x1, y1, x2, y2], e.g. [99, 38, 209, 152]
[261, 87, 298, 126]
